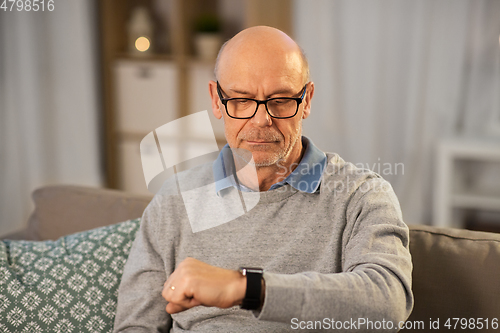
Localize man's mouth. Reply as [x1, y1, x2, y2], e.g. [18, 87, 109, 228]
[238, 130, 283, 147]
[247, 140, 275, 143]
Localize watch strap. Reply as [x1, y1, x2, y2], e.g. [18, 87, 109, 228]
[239, 267, 264, 310]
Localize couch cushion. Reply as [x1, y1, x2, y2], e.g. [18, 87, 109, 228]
[26, 185, 151, 240]
[407, 224, 500, 331]
[0, 219, 140, 332]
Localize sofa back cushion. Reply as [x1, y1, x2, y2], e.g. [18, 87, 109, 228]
[26, 185, 152, 240]
[407, 224, 500, 331]
[0, 219, 140, 332]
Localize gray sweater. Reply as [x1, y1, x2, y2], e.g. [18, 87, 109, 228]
[114, 153, 413, 332]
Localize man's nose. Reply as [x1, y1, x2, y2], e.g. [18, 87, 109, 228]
[250, 103, 272, 127]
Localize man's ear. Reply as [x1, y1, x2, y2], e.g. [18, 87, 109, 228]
[302, 81, 314, 119]
[209, 80, 222, 119]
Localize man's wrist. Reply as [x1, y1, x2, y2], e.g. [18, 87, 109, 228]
[233, 270, 247, 306]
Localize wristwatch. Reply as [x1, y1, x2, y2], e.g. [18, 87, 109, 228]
[239, 267, 264, 310]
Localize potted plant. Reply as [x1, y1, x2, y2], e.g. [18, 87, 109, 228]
[193, 13, 222, 61]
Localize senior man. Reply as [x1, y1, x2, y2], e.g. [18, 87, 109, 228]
[114, 26, 413, 332]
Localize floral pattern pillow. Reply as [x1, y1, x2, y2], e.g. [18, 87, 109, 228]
[0, 218, 140, 333]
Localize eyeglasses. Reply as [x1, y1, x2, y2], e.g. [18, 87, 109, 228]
[216, 81, 307, 119]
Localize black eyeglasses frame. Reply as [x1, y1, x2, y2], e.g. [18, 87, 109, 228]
[216, 81, 307, 119]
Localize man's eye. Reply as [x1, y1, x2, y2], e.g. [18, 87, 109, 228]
[236, 99, 251, 105]
[271, 99, 291, 105]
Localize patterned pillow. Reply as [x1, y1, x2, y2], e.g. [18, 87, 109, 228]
[0, 218, 140, 333]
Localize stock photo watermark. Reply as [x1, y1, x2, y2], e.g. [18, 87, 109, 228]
[277, 158, 404, 179]
[290, 317, 499, 331]
[1, 0, 55, 12]
[140, 111, 260, 233]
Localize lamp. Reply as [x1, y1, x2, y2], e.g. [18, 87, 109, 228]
[128, 6, 154, 56]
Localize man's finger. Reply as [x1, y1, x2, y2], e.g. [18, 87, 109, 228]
[166, 302, 188, 314]
[166, 298, 202, 314]
[161, 283, 176, 300]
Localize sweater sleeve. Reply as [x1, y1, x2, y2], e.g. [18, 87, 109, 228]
[113, 194, 174, 333]
[256, 178, 413, 332]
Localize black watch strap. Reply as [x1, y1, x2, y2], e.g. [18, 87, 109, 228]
[239, 267, 264, 310]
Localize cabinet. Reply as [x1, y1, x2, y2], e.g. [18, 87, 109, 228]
[434, 139, 500, 228]
[115, 60, 179, 134]
[114, 59, 226, 194]
[114, 60, 179, 194]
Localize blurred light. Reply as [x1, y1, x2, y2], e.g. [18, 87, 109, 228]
[135, 37, 151, 52]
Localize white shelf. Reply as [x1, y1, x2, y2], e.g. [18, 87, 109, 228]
[440, 139, 500, 161]
[452, 193, 500, 211]
[434, 138, 500, 228]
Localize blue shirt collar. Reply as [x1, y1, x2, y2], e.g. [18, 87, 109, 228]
[213, 136, 326, 195]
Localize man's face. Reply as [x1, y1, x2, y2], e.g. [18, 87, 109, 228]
[209, 39, 313, 169]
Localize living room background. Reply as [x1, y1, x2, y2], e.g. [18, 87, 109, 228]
[1, 0, 500, 237]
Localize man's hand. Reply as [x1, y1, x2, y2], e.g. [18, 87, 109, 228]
[162, 257, 247, 314]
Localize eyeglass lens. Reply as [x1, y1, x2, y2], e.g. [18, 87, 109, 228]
[226, 98, 298, 118]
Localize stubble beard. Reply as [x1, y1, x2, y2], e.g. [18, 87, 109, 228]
[240, 123, 302, 168]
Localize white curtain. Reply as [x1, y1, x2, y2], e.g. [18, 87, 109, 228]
[294, 0, 500, 224]
[0, 2, 102, 236]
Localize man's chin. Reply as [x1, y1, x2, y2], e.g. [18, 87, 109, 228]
[234, 142, 286, 167]
[250, 152, 283, 167]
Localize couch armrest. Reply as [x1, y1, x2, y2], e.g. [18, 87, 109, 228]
[407, 224, 500, 330]
[21, 185, 153, 240]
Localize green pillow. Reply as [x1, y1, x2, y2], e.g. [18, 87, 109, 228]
[0, 218, 140, 333]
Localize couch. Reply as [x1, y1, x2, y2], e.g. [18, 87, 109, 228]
[1, 185, 499, 332]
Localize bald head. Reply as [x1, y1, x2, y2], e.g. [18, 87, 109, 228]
[214, 26, 309, 85]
